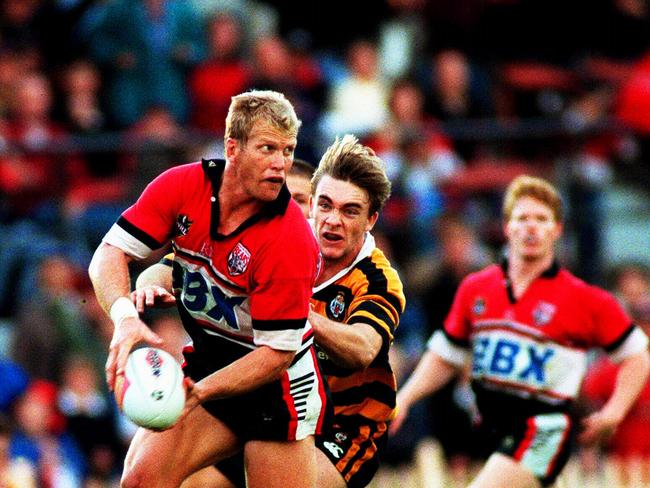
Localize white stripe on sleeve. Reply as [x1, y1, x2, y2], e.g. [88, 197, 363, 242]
[102, 223, 153, 260]
[609, 327, 649, 364]
[427, 330, 471, 368]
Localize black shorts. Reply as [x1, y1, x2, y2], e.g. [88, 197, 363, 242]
[316, 415, 388, 488]
[481, 412, 576, 487]
[183, 346, 328, 442]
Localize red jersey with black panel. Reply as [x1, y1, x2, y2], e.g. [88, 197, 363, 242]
[429, 260, 648, 418]
[103, 159, 320, 362]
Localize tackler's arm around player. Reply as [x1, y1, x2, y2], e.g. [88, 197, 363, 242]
[131, 261, 176, 313]
[309, 305, 382, 370]
[89, 242, 163, 391]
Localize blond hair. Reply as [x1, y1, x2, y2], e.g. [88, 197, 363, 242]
[312, 134, 391, 215]
[225, 90, 301, 145]
[503, 175, 563, 222]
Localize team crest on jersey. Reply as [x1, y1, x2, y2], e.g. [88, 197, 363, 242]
[175, 214, 193, 236]
[227, 242, 251, 276]
[329, 291, 346, 319]
[533, 301, 556, 326]
[472, 297, 486, 315]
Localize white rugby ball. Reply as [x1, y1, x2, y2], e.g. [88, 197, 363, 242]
[116, 347, 185, 430]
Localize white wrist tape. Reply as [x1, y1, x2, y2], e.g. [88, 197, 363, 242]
[109, 296, 139, 326]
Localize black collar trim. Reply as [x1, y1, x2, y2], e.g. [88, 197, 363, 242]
[201, 158, 291, 241]
[500, 257, 560, 304]
[499, 257, 560, 278]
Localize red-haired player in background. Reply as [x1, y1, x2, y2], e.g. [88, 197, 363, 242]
[392, 175, 650, 488]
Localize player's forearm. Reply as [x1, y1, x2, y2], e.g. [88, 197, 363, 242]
[135, 262, 173, 291]
[88, 242, 133, 314]
[310, 312, 381, 369]
[601, 349, 650, 421]
[195, 346, 295, 401]
[397, 349, 460, 410]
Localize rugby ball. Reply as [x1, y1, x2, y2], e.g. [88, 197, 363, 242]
[115, 347, 185, 430]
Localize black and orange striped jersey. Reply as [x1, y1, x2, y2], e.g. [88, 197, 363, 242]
[311, 240, 405, 425]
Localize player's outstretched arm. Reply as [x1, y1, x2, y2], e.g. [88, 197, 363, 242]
[89, 243, 163, 391]
[580, 348, 650, 445]
[390, 349, 461, 435]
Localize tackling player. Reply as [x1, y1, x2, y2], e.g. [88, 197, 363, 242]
[391, 175, 650, 488]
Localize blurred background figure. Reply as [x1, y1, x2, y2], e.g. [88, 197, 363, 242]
[580, 263, 650, 468]
[189, 12, 251, 138]
[10, 379, 85, 488]
[57, 356, 122, 487]
[408, 214, 492, 470]
[88, 0, 204, 127]
[0, 71, 68, 223]
[320, 40, 389, 144]
[0, 413, 37, 488]
[10, 256, 104, 382]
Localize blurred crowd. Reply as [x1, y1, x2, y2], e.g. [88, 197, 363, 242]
[0, 0, 650, 486]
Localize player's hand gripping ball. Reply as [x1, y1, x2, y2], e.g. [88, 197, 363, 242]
[115, 347, 185, 430]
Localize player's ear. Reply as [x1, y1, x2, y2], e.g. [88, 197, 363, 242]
[225, 137, 240, 162]
[503, 220, 512, 240]
[553, 221, 563, 240]
[366, 211, 379, 232]
[308, 195, 314, 219]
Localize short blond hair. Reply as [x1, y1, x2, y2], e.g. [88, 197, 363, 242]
[225, 90, 301, 145]
[312, 134, 391, 215]
[503, 175, 563, 222]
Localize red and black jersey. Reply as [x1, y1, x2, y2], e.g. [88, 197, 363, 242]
[103, 159, 320, 366]
[429, 260, 648, 419]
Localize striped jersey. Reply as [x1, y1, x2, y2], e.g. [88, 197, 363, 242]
[311, 233, 405, 424]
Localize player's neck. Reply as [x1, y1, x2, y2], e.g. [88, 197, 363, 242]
[508, 253, 554, 287]
[316, 256, 355, 286]
[217, 176, 263, 235]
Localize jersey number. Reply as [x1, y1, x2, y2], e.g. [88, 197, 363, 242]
[182, 270, 245, 330]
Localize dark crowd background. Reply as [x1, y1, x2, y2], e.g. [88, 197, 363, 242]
[0, 0, 649, 486]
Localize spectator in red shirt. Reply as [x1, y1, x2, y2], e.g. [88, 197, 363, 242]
[188, 12, 251, 137]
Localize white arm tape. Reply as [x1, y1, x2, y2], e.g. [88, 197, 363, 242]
[109, 296, 139, 326]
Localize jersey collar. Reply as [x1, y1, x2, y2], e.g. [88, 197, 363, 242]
[499, 257, 560, 278]
[202, 158, 291, 240]
[312, 232, 376, 293]
[500, 256, 561, 303]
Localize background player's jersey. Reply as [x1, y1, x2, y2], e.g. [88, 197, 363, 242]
[311, 234, 405, 424]
[429, 261, 648, 418]
[103, 159, 320, 367]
